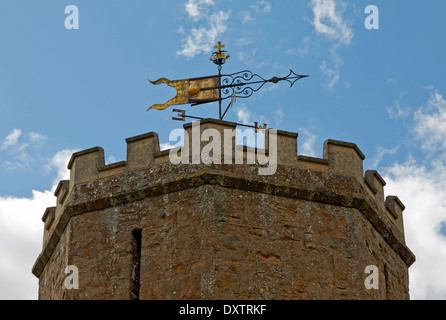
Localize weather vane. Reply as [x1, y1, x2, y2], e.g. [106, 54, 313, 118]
[147, 42, 308, 132]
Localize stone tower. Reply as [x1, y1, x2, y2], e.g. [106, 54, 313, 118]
[32, 119, 415, 300]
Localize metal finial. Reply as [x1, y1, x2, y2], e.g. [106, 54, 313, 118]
[210, 41, 230, 66]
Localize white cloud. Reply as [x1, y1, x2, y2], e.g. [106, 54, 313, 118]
[234, 104, 268, 128]
[160, 142, 179, 151]
[239, 1, 271, 26]
[298, 128, 318, 158]
[1, 129, 22, 150]
[320, 57, 340, 91]
[1, 160, 26, 173]
[235, 104, 252, 125]
[308, 0, 353, 90]
[310, 0, 353, 46]
[1, 144, 31, 173]
[29, 132, 47, 147]
[0, 148, 75, 299]
[14, 143, 31, 165]
[237, 47, 266, 69]
[369, 145, 399, 169]
[387, 99, 411, 120]
[239, 0, 272, 24]
[0, 189, 55, 299]
[414, 89, 446, 151]
[1, 130, 50, 172]
[251, 0, 272, 14]
[44, 149, 76, 185]
[241, 11, 255, 25]
[381, 87, 446, 299]
[383, 159, 446, 300]
[185, 0, 214, 20]
[106, 155, 117, 165]
[233, 104, 269, 148]
[177, 10, 230, 58]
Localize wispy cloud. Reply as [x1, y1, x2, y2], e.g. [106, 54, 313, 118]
[44, 149, 78, 185]
[387, 99, 411, 120]
[319, 52, 342, 91]
[414, 88, 446, 152]
[239, 0, 272, 25]
[308, 0, 353, 90]
[237, 47, 268, 69]
[386, 78, 397, 85]
[286, 36, 312, 58]
[177, 1, 230, 59]
[185, 0, 215, 20]
[1, 129, 49, 173]
[234, 104, 268, 126]
[234, 104, 269, 148]
[251, 0, 272, 14]
[241, 11, 255, 25]
[1, 129, 31, 172]
[29, 132, 47, 144]
[1, 129, 22, 151]
[29, 132, 47, 148]
[369, 145, 399, 169]
[235, 104, 253, 125]
[160, 142, 180, 151]
[297, 127, 318, 158]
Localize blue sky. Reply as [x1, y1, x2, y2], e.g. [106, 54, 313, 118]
[1, 0, 445, 299]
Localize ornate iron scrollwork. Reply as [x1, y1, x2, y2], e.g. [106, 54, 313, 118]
[149, 41, 308, 124]
[219, 69, 308, 101]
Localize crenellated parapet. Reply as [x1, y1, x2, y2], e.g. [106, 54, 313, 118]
[35, 118, 415, 299]
[39, 118, 410, 248]
[61, 119, 371, 184]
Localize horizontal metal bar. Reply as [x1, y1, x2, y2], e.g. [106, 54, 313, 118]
[200, 76, 307, 92]
[185, 115, 205, 121]
[190, 98, 223, 107]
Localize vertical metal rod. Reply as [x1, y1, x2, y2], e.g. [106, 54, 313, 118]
[218, 65, 222, 120]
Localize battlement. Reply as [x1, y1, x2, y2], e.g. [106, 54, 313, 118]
[34, 119, 415, 299]
[40, 118, 410, 252]
[63, 119, 369, 185]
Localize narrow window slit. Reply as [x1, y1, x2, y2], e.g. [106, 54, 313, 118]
[130, 229, 142, 300]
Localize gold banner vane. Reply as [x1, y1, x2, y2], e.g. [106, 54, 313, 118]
[147, 75, 220, 111]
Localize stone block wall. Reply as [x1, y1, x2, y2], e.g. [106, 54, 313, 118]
[33, 119, 415, 300]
